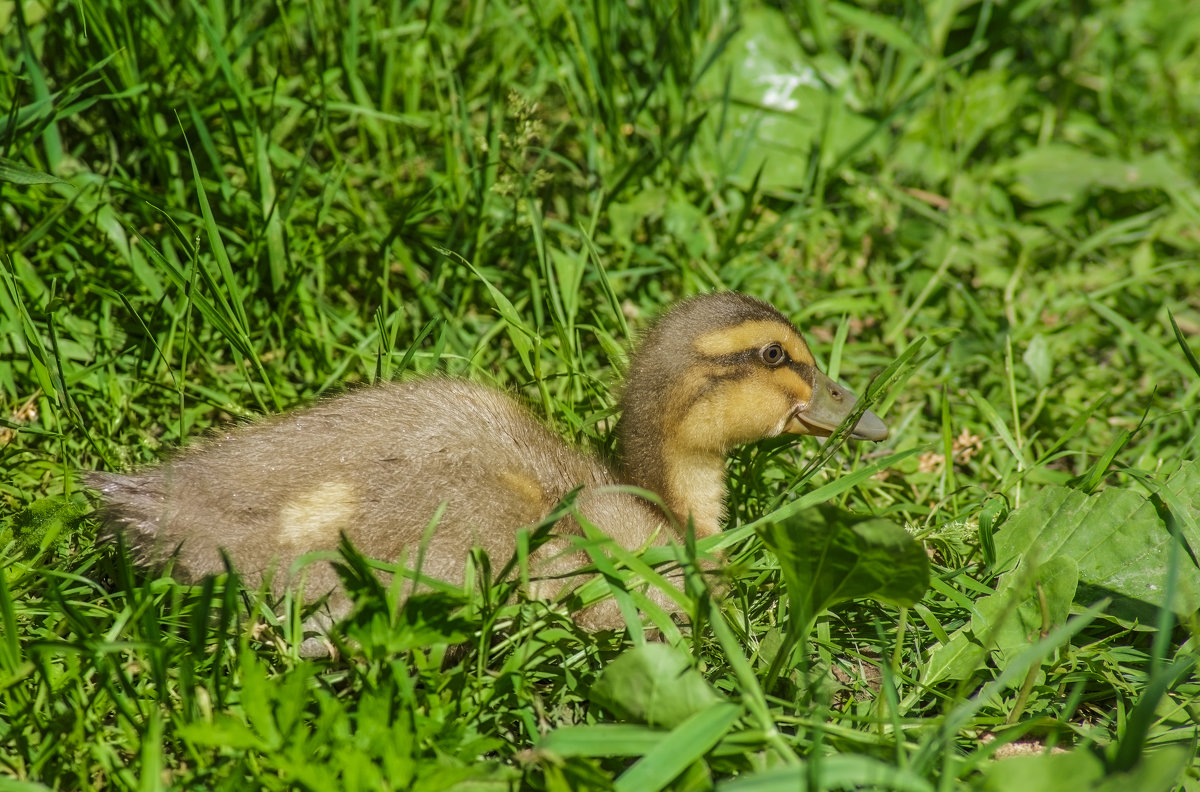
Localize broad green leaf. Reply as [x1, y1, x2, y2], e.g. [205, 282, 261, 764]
[608, 187, 670, 250]
[539, 724, 667, 757]
[412, 765, 515, 792]
[760, 507, 930, 630]
[991, 555, 1077, 663]
[893, 69, 1030, 184]
[1005, 145, 1194, 205]
[0, 778, 56, 792]
[994, 485, 1200, 621]
[177, 714, 271, 751]
[1162, 460, 1200, 565]
[0, 157, 66, 185]
[828, 2, 925, 55]
[1022, 334, 1053, 388]
[923, 556, 1078, 684]
[694, 6, 882, 190]
[589, 643, 725, 728]
[613, 702, 740, 792]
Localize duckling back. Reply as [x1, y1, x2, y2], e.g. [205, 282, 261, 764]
[92, 378, 667, 612]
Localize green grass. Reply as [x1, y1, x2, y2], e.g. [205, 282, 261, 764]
[3, 0, 1200, 789]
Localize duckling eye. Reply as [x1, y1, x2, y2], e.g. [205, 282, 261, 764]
[760, 342, 787, 367]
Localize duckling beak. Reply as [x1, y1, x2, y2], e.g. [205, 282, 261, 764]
[791, 370, 889, 442]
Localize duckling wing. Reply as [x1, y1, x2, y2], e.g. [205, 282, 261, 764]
[336, 380, 625, 579]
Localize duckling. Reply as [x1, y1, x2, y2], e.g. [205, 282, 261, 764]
[90, 292, 887, 638]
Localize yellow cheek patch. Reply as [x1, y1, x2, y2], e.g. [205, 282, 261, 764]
[678, 370, 815, 450]
[771, 366, 815, 403]
[692, 320, 815, 364]
[279, 479, 357, 545]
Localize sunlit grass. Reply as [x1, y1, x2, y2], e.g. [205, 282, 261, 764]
[3, 0, 1199, 789]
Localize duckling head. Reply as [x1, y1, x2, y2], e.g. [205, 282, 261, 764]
[618, 292, 887, 537]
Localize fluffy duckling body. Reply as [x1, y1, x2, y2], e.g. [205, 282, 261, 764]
[94, 379, 662, 617]
[92, 293, 887, 633]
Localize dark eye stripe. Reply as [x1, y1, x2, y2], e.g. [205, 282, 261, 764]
[705, 349, 759, 365]
[788, 360, 817, 385]
[705, 344, 792, 366]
